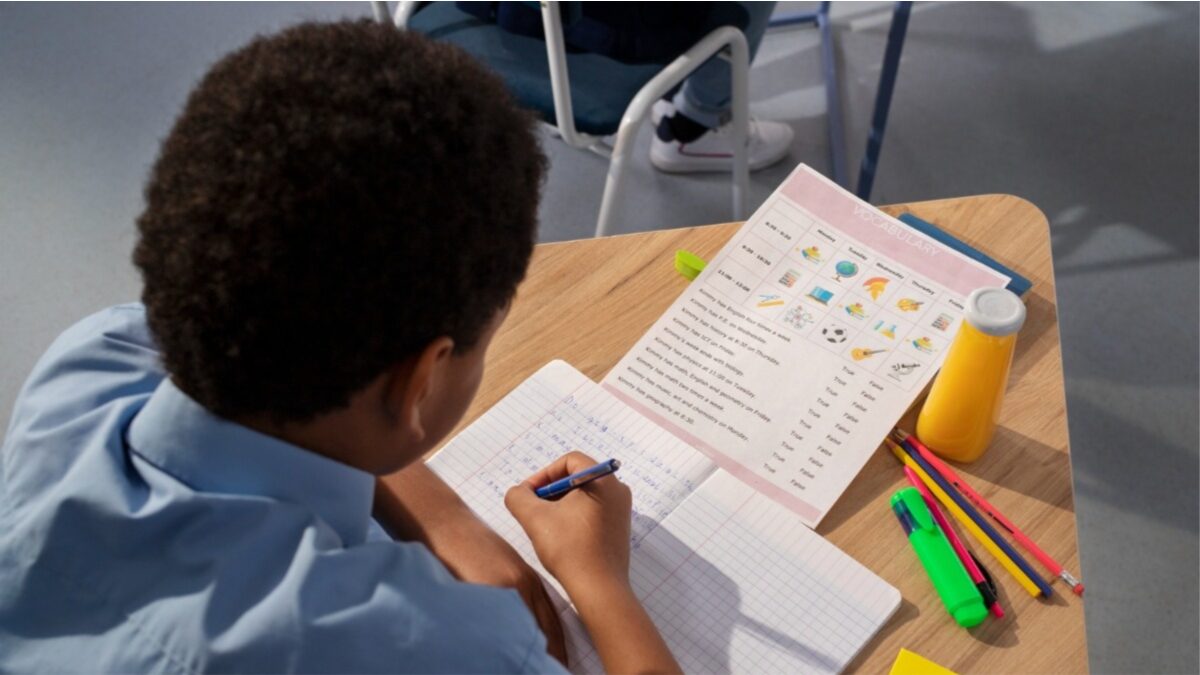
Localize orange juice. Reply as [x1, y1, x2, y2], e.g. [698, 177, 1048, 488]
[916, 288, 1025, 462]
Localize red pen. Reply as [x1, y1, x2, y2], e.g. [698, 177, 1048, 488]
[904, 466, 1004, 619]
[895, 429, 1085, 596]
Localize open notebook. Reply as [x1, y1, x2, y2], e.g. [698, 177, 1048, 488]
[427, 164, 1019, 671]
[428, 360, 901, 674]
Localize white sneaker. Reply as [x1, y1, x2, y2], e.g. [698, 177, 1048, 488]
[650, 117, 795, 173]
[651, 99, 674, 127]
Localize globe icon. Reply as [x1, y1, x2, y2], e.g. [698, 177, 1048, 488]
[834, 260, 859, 281]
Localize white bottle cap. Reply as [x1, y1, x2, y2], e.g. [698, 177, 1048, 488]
[965, 287, 1026, 336]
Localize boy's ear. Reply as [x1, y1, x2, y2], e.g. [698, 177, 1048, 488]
[384, 336, 455, 444]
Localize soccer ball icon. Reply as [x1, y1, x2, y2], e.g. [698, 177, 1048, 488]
[823, 327, 848, 344]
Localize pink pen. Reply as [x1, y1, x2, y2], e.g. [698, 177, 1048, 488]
[896, 428, 1084, 596]
[903, 466, 1004, 619]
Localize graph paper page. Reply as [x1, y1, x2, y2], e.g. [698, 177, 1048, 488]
[426, 360, 718, 606]
[567, 469, 901, 674]
[427, 360, 898, 673]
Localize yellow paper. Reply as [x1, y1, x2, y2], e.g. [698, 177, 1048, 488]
[889, 648, 958, 675]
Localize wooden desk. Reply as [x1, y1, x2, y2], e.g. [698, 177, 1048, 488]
[440, 195, 1087, 673]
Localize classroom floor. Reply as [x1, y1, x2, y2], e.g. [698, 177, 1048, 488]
[2, 2, 1196, 673]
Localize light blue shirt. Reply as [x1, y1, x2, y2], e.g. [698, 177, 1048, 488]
[0, 304, 564, 673]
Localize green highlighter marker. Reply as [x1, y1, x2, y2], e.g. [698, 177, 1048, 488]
[891, 487, 988, 628]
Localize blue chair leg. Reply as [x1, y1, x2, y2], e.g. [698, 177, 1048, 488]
[855, 1, 912, 202]
[815, 3, 849, 190]
[767, 5, 822, 28]
[770, 2, 913, 200]
[768, 3, 847, 189]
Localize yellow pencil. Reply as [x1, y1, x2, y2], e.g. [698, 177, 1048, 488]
[885, 438, 1042, 597]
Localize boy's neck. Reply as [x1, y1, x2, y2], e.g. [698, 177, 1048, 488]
[236, 382, 408, 477]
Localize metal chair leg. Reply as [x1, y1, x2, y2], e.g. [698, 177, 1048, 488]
[729, 36, 750, 220]
[769, 0, 913, 200]
[767, 3, 845, 188]
[856, 1, 912, 201]
[594, 27, 751, 237]
[595, 119, 635, 238]
[815, 2, 849, 189]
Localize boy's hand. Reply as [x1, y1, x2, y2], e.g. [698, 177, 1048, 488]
[374, 468, 567, 664]
[507, 453, 680, 675]
[504, 451, 633, 595]
[432, 517, 567, 665]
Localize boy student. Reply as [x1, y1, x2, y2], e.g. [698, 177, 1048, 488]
[0, 21, 679, 674]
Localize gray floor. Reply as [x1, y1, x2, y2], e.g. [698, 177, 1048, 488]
[2, 2, 1197, 673]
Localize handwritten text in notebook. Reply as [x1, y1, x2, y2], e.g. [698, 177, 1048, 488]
[428, 361, 716, 594]
[427, 361, 900, 674]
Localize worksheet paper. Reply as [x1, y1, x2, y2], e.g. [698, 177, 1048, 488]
[603, 164, 1011, 527]
[427, 360, 901, 674]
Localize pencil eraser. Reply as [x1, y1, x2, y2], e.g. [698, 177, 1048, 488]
[1072, 583, 1085, 596]
[674, 250, 707, 281]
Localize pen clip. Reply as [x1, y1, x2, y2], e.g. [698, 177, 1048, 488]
[892, 500, 915, 534]
[898, 489, 936, 532]
[970, 550, 998, 594]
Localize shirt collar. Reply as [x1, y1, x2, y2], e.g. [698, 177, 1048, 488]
[127, 378, 375, 547]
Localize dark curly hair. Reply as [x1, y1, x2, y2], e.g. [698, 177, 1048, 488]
[134, 20, 546, 422]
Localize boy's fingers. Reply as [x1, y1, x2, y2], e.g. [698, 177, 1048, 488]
[582, 474, 632, 508]
[563, 450, 600, 474]
[504, 481, 539, 520]
[508, 452, 615, 521]
[525, 451, 599, 488]
[523, 459, 567, 489]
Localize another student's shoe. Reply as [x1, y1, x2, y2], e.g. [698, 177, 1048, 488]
[650, 112, 794, 174]
[650, 99, 674, 128]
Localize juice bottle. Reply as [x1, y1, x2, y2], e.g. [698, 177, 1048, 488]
[916, 287, 1025, 462]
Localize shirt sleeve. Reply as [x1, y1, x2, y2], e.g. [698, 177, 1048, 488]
[516, 635, 574, 674]
[5, 304, 163, 440]
[193, 525, 565, 674]
[289, 540, 563, 674]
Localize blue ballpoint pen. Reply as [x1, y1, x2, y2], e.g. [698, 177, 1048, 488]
[535, 459, 622, 499]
